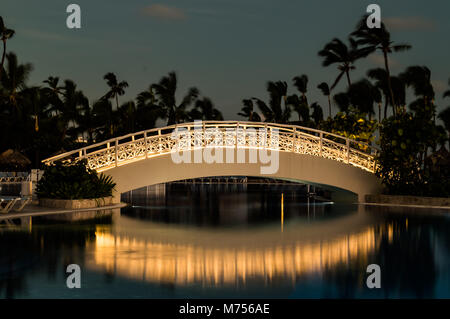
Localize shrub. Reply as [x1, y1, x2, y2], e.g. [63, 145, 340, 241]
[36, 159, 116, 199]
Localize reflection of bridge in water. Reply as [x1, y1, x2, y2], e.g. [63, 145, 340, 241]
[43, 121, 381, 202]
[86, 210, 389, 287]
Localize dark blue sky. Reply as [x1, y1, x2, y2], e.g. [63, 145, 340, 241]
[2, 0, 450, 119]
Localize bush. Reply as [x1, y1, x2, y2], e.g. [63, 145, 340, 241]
[36, 159, 116, 199]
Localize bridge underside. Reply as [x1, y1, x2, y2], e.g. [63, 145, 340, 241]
[104, 149, 381, 203]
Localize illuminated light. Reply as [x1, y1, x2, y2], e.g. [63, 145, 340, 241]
[42, 121, 378, 173]
[281, 193, 284, 233]
[86, 226, 382, 287]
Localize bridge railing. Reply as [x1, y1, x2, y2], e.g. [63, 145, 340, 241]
[42, 121, 378, 173]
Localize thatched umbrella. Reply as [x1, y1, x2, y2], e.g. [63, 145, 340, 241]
[0, 149, 32, 170]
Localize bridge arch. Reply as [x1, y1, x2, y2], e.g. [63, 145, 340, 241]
[43, 121, 381, 202]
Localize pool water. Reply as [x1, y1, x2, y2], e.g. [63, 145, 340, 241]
[0, 183, 449, 298]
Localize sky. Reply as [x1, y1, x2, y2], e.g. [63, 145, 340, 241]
[2, 0, 450, 120]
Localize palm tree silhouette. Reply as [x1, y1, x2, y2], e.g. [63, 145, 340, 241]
[317, 82, 332, 118]
[253, 81, 291, 124]
[188, 97, 223, 121]
[102, 72, 129, 110]
[151, 72, 199, 125]
[352, 15, 411, 116]
[318, 38, 372, 90]
[0, 17, 15, 82]
[310, 102, 324, 126]
[238, 99, 261, 122]
[347, 79, 378, 120]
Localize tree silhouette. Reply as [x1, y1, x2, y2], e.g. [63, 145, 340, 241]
[0, 16, 15, 82]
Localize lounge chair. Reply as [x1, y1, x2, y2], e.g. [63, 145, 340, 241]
[0, 198, 20, 214]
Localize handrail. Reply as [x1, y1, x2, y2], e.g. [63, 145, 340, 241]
[42, 121, 378, 173]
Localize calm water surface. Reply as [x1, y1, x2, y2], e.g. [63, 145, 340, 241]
[0, 183, 449, 298]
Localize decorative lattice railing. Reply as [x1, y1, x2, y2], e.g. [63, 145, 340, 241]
[42, 121, 378, 173]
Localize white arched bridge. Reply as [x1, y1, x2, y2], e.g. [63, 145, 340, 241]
[42, 121, 381, 202]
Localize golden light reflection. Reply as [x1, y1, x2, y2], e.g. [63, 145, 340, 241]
[281, 193, 284, 233]
[86, 226, 380, 287]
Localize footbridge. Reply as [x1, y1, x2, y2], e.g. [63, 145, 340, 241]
[42, 121, 381, 202]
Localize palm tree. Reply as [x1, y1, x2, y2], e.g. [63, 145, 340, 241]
[318, 38, 372, 90]
[293, 74, 308, 105]
[333, 92, 350, 113]
[238, 99, 261, 122]
[0, 53, 32, 111]
[151, 72, 199, 125]
[310, 102, 324, 127]
[347, 79, 377, 120]
[367, 68, 390, 119]
[0, 17, 15, 82]
[400, 66, 435, 120]
[352, 15, 412, 116]
[42, 76, 64, 116]
[189, 97, 223, 121]
[136, 86, 160, 130]
[317, 82, 332, 118]
[102, 72, 128, 110]
[253, 81, 291, 124]
[58, 80, 88, 142]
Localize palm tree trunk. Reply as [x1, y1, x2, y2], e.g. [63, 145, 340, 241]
[345, 70, 351, 87]
[383, 49, 396, 118]
[327, 95, 331, 118]
[383, 94, 388, 119]
[0, 40, 6, 82]
[378, 103, 381, 123]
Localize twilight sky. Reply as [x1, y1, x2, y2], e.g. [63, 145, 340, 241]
[2, 0, 450, 120]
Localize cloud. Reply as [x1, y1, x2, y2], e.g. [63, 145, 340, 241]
[431, 80, 447, 94]
[18, 28, 67, 42]
[368, 54, 399, 68]
[384, 17, 436, 31]
[141, 4, 186, 20]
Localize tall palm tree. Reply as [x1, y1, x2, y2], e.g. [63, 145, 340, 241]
[352, 15, 412, 116]
[293, 74, 308, 105]
[367, 68, 390, 119]
[253, 81, 291, 124]
[318, 38, 372, 90]
[400, 66, 435, 120]
[347, 79, 377, 120]
[333, 92, 350, 113]
[136, 86, 160, 130]
[317, 82, 332, 118]
[0, 17, 15, 82]
[102, 72, 128, 110]
[151, 72, 199, 125]
[310, 102, 324, 127]
[189, 97, 223, 121]
[0, 53, 32, 111]
[238, 99, 261, 122]
[58, 80, 88, 142]
[42, 76, 64, 116]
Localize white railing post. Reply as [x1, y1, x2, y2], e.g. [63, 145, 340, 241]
[114, 138, 119, 167]
[235, 122, 239, 150]
[264, 123, 268, 148]
[158, 129, 162, 152]
[319, 132, 323, 156]
[346, 139, 350, 164]
[144, 131, 148, 159]
[292, 128, 296, 152]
